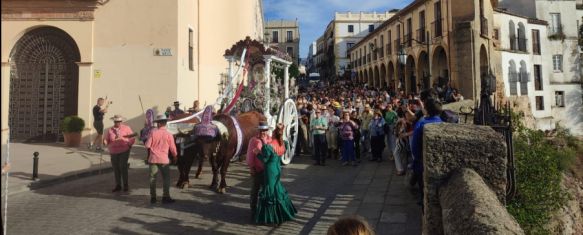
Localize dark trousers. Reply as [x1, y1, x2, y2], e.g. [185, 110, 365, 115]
[250, 171, 264, 217]
[312, 134, 327, 164]
[111, 150, 130, 188]
[354, 137, 361, 160]
[371, 134, 385, 160]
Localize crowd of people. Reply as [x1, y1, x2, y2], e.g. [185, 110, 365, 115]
[296, 81, 459, 206]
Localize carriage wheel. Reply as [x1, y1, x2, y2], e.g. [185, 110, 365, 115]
[278, 99, 298, 165]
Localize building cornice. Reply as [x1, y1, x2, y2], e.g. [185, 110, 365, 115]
[1, 0, 104, 21]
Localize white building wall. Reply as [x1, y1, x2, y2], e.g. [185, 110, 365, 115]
[496, 11, 554, 131]
[536, 0, 583, 135]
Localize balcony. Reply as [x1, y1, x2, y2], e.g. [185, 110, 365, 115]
[509, 36, 528, 52]
[533, 42, 541, 55]
[367, 54, 371, 63]
[548, 25, 565, 40]
[394, 39, 402, 53]
[387, 43, 392, 55]
[404, 33, 412, 47]
[416, 28, 426, 43]
[480, 17, 488, 38]
[379, 47, 384, 58]
[432, 19, 443, 38]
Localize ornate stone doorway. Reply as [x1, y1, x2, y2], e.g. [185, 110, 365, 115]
[9, 26, 80, 142]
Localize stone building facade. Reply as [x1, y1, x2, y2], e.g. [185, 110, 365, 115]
[349, 0, 499, 101]
[316, 11, 395, 81]
[265, 20, 300, 64]
[1, 0, 265, 145]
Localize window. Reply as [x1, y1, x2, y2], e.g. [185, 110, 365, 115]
[534, 64, 543, 90]
[272, 31, 278, 43]
[286, 31, 293, 42]
[553, 55, 563, 72]
[555, 91, 565, 107]
[188, 28, 194, 71]
[348, 25, 354, 33]
[347, 42, 354, 50]
[287, 47, 293, 58]
[550, 13, 562, 34]
[493, 28, 499, 40]
[532, 29, 540, 55]
[536, 96, 544, 110]
[369, 25, 374, 32]
[434, 1, 442, 37]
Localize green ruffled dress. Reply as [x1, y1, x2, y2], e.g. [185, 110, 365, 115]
[254, 140, 297, 224]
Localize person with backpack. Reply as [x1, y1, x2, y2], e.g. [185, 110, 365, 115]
[338, 110, 359, 166]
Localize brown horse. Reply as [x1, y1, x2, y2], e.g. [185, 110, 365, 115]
[193, 111, 265, 193]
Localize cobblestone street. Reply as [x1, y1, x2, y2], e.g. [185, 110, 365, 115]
[4, 154, 421, 235]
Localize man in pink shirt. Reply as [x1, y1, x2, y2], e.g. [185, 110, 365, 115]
[103, 115, 135, 193]
[145, 114, 178, 204]
[246, 120, 271, 221]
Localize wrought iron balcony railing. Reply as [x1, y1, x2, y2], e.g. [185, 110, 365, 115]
[432, 19, 443, 38]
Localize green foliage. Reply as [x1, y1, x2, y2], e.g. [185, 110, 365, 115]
[60, 116, 85, 133]
[507, 116, 579, 234]
[272, 63, 300, 80]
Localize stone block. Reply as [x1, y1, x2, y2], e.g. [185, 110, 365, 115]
[440, 168, 523, 234]
[423, 123, 508, 234]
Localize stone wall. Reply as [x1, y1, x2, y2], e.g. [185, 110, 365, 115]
[423, 123, 509, 234]
[440, 168, 524, 234]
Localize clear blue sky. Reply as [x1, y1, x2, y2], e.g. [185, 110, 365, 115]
[263, 0, 413, 60]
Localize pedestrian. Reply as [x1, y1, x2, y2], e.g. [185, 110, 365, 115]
[191, 100, 202, 113]
[103, 115, 135, 192]
[411, 98, 443, 205]
[310, 106, 328, 166]
[254, 123, 297, 225]
[325, 106, 340, 160]
[369, 111, 385, 162]
[327, 215, 375, 235]
[338, 110, 359, 166]
[145, 114, 178, 204]
[350, 111, 362, 163]
[90, 97, 109, 151]
[359, 104, 373, 154]
[246, 120, 271, 222]
[384, 104, 398, 159]
[169, 101, 185, 120]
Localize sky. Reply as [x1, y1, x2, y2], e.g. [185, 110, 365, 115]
[498, 0, 535, 18]
[263, 0, 413, 60]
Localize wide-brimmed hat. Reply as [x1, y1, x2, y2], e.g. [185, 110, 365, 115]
[154, 114, 168, 122]
[332, 102, 341, 108]
[257, 121, 270, 130]
[111, 115, 124, 122]
[364, 104, 371, 109]
[173, 101, 181, 105]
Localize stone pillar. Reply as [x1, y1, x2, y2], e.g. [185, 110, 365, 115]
[1, 62, 10, 153]
[423, 123, 507, 235]
[76, 62, 93, 143]
[263, 57, 272, 121]
[284, 64, 290, 99]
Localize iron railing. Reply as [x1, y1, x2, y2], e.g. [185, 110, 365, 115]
[404, 33, 412, 47]
[394, 39, 402, 53]
[509, 36, 528, 52]
[387, 43, 392, 55]
[379, 47, 384, 58]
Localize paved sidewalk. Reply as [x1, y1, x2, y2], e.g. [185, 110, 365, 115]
[1, 143, 148, 195]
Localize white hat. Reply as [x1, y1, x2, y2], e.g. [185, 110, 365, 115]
[154, 114, 168, 122]
[111, 115, 124, 122]
[257, 121, 270, 130]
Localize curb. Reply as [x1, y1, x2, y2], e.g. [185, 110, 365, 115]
[6, 160, 147, 196]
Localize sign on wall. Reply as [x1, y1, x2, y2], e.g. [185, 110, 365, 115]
[94, 70, 102, 79]
[154, 48, 173, 56]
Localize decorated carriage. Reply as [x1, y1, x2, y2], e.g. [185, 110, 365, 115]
[166, 36, 299, 165]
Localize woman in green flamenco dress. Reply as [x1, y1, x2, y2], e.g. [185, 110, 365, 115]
[254, 123, 298, 225]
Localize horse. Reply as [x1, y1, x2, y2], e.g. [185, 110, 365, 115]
[170, 112, 202, 189]
[192, 110, 265, 193]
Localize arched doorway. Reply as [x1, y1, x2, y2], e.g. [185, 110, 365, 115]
[479, 45, 489, 78]
[380, 64, 387, 88]
[374, 66, 380, 88]
[387, 62, 395, 92]
[405, 55, 416, 94]
[417, 51, 430, 90]
[9, 26, 80, 142]
[432, 46, 448, 88]
[368, 68, 374, 86]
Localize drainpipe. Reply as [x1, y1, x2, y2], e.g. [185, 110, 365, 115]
[446, 0, 454, 93]
[197, 0, 200, 101]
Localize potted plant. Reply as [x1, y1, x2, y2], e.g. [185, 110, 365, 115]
[61, 116, 85, 147]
